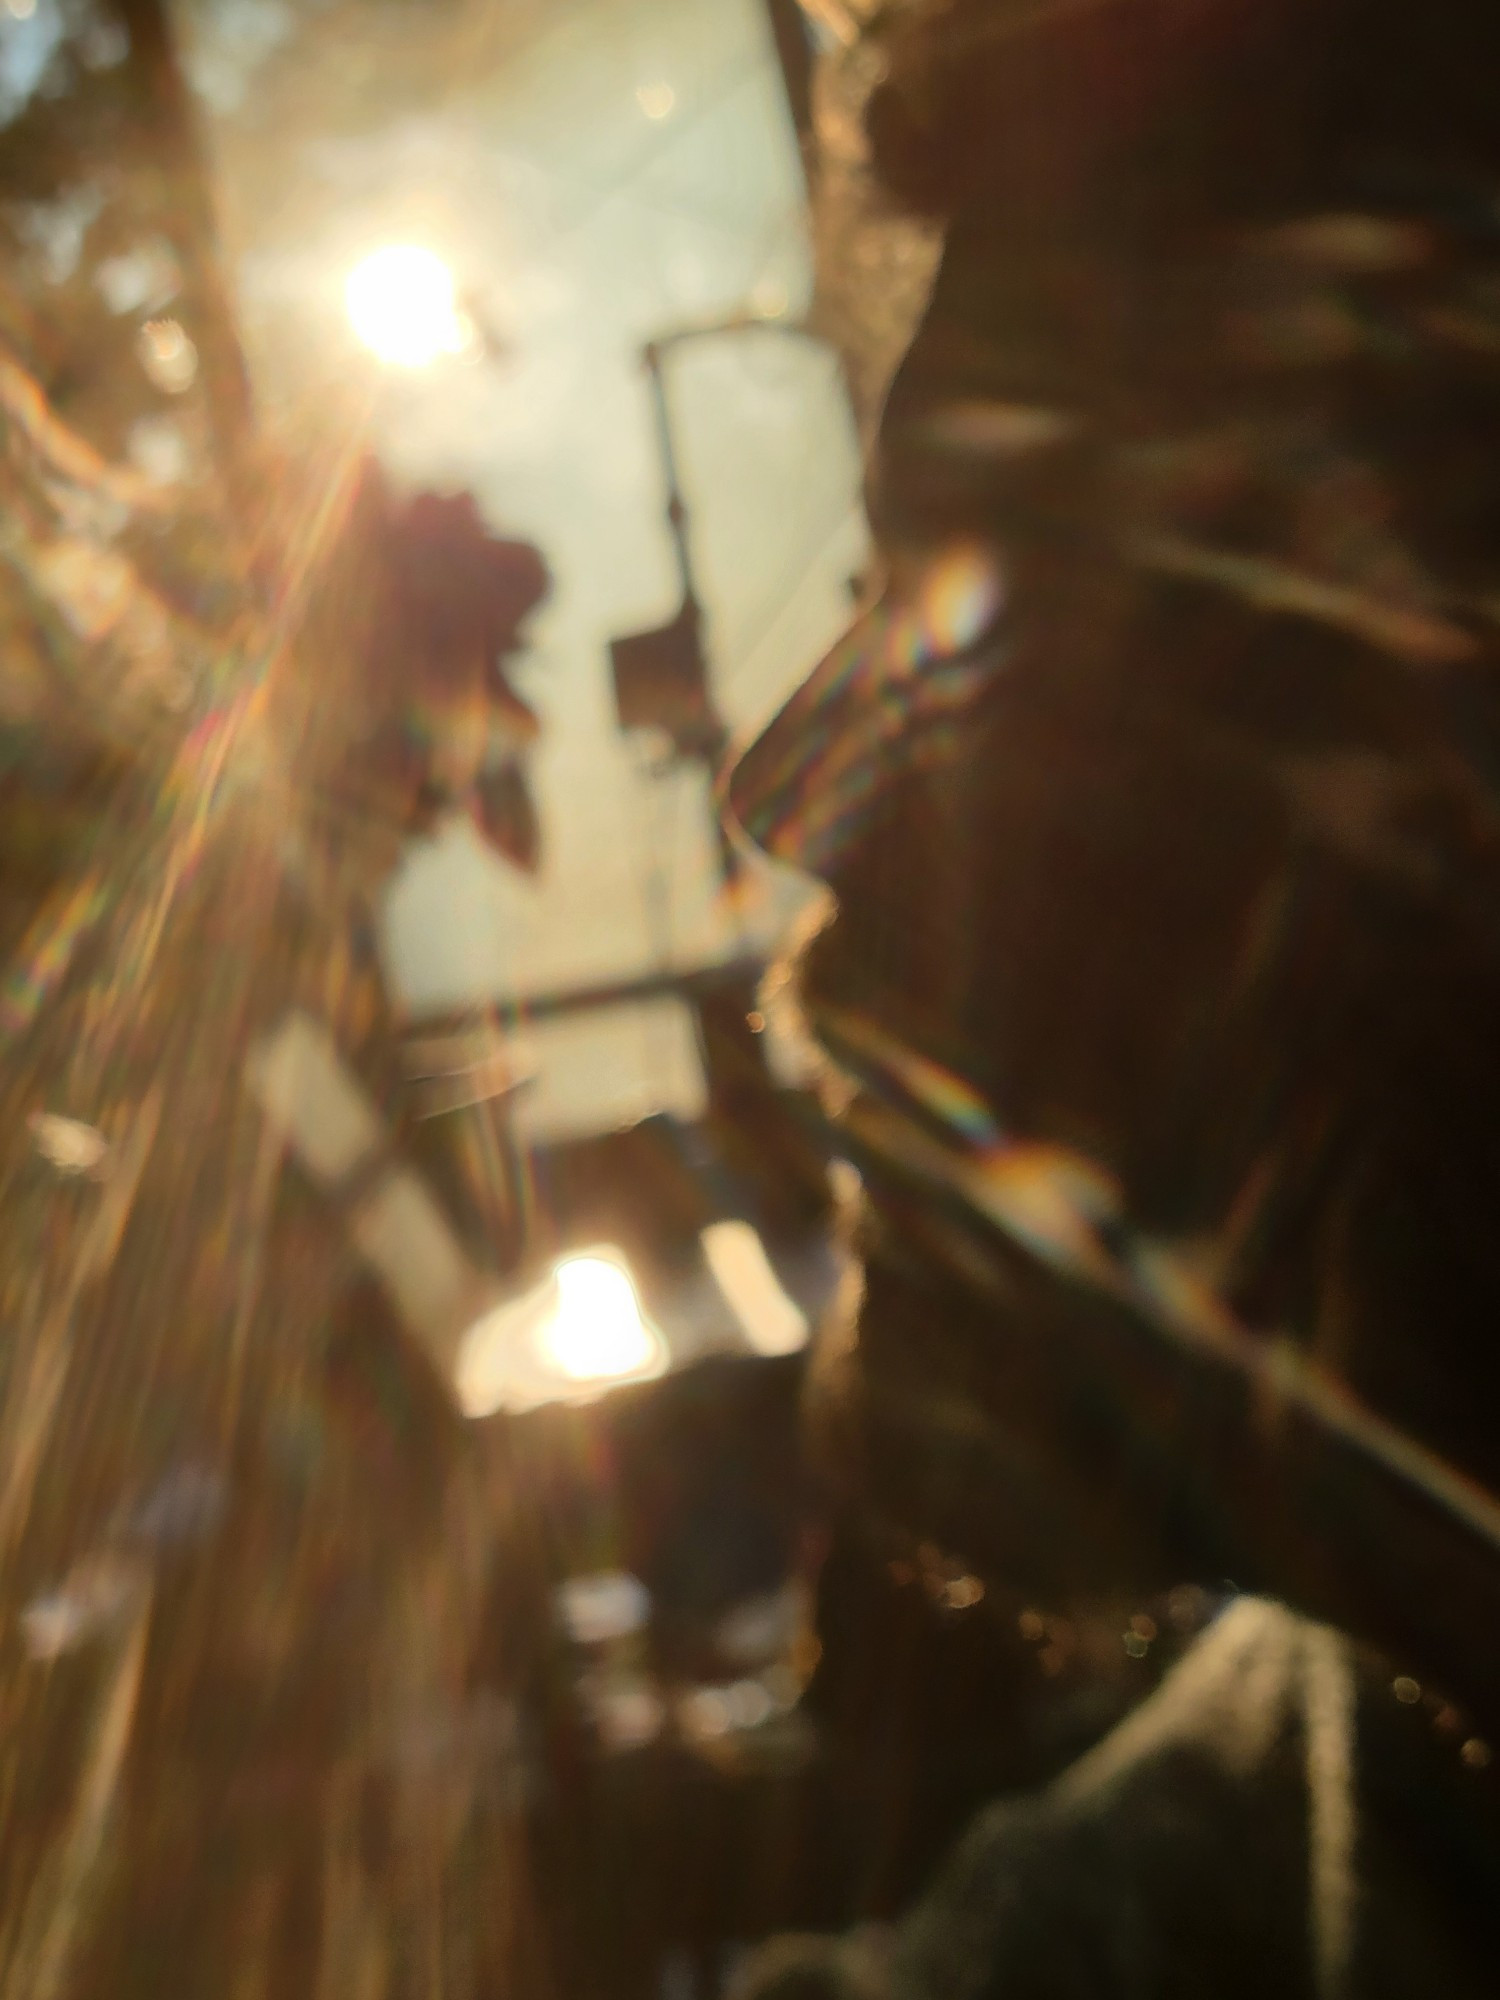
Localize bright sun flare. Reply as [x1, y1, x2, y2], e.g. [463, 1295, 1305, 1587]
[540, 1255, 659, 1382]
[453, 1250, 667, 1418]
[345, 245, 467, 367]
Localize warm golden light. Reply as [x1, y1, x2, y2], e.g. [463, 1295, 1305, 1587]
[700, 1220, 808, 1356]
[454, 1248, 668, 1417]
[345, 245, 468, 367]
[541, 1253, 660, 1381]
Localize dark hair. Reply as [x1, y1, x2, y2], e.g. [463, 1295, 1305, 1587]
[865, 0, 1500, 229]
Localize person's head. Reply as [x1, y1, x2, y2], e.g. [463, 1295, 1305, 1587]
[726, 0, 1500, 1702]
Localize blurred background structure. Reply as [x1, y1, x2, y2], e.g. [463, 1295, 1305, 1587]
[0, 11, 886, 1993]
[176, 0, 869, 1142]
[9, 5, 1498, 1998]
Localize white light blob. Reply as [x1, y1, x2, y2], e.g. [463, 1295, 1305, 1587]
[455, 1247, 668, 1418]
[541, 1254, 659, 1381]
[345, 245, 468, 368]
[700, 1220, 808, 1356]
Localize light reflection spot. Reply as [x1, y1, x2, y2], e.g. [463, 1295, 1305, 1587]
[556, 1570, 650, 1647]
[922, 541, 1005, 655]
[701, 1219, 808, 1357]
[636, 82, 676, 120]
[137, 318, 197, 394]
[941, 1574, 984, 1610]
